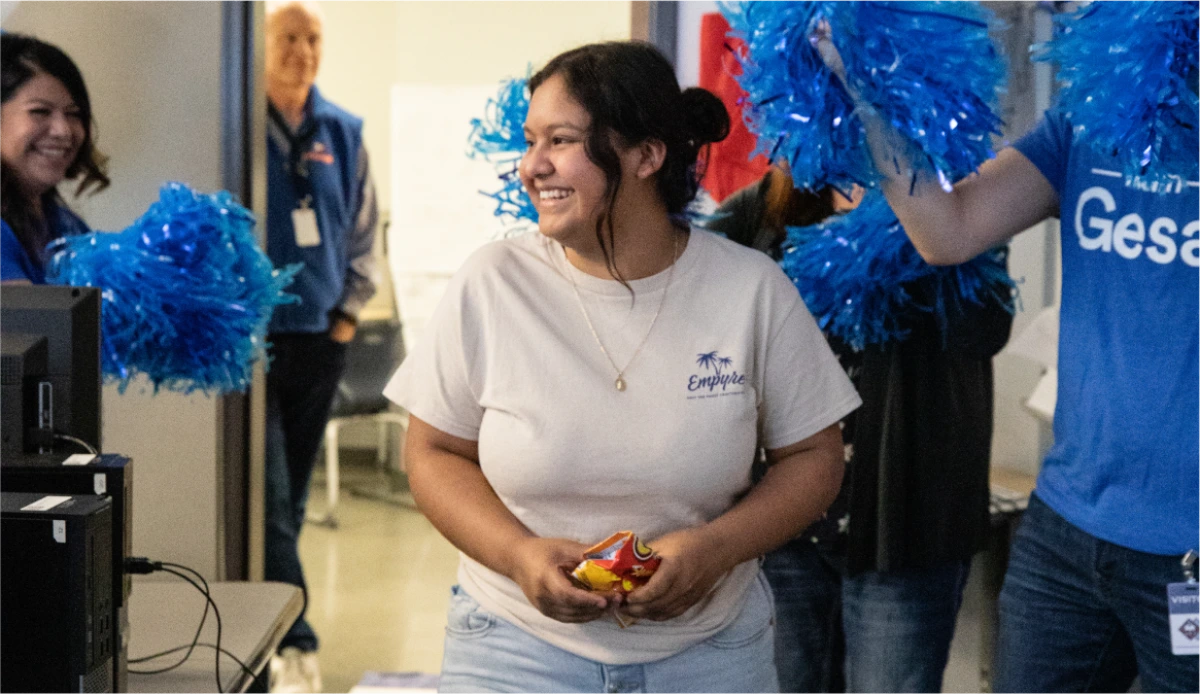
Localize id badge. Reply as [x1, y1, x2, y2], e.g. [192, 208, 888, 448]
[292, 207, 321, 247]
[1167, 582, 1199, 655]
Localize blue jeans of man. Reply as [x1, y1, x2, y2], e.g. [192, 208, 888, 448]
[994, 493, 1199, 693]
[264, 333, 347, 653]
[763, 540, 970, 692]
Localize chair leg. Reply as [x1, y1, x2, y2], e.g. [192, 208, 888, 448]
[306, 420, 340, 529]
[326, 420, 339, 526]
[376, 420, 389, 468]
[345, 415, 417, 509]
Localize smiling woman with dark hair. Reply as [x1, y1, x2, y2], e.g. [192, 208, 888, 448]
[384, 41, 861, 693]
[1, 32, 108, 284]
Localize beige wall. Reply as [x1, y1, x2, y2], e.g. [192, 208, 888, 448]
[392, 1, 632, 84]
[313, 1, 402, 225]
[316, 0, 632, 223]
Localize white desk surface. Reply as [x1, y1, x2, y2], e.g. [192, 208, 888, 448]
[127, 579, 302, 693]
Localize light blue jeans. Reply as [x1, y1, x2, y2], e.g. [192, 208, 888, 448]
[437, 573, 779, 693]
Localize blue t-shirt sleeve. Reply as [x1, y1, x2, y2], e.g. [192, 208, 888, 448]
[1013, 111, 1071, 198]
[1, 220, 36, 283]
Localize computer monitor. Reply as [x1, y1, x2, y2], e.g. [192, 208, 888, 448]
[0, 285, 102, 454]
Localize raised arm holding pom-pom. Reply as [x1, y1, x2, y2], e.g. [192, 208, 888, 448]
[815, 8, 1198, 692]
[811, 22, 1057, 265]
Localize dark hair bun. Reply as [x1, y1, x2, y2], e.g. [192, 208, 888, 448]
[531, 42, 731, 216]
[680, 87, 731, 146]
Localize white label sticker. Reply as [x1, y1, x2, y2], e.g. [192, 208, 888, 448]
[21, 495, 71, 512]
[292, 208, 322, 247]
[94, 474, 107, 495]
[52, 520, 66, 543]
[62, 454, 96, 466]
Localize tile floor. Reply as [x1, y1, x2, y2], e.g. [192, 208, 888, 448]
[299, 462, 459, 694]
[298, 460, 990, 693]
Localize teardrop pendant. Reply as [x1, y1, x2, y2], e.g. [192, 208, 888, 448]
[615, 377, 626, 392]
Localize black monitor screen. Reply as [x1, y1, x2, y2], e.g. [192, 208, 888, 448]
[0, 286, 101, 452]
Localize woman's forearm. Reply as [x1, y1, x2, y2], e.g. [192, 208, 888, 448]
[702, 424, 845, 572]
[404, 417, 534, 580]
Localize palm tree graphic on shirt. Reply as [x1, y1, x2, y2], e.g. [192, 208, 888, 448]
[697, 351, 726, 376]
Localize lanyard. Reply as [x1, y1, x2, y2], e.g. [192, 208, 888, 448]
[1183, 550, 1198, 584]
[268, 104, 319, 197]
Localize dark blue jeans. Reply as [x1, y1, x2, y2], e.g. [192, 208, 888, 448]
[264, 333, 347, 653]
[995, 493, 1199, 693]
[764, 541, 970, 693]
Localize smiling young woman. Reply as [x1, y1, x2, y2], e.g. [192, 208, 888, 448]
[385, 41, 861, 693]
[1, 33, 108, 284]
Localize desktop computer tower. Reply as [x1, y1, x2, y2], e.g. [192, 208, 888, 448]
[0, 333, 50, 455]
[1, 454, 132, 693]
[2, 492, 114, 693]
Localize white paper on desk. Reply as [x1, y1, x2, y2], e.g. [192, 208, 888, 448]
[1025, 367, 1057, 423]
[1003, 305, 1060, 371]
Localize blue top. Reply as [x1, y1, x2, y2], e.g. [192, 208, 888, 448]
[1015, 111, 1199, 555]
[1, 203, 91, 284]
[266, 85, 378, 334]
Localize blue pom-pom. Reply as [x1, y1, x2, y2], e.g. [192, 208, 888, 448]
[838, 2, 1007, 186]
[720, 1, 865, 191]
[468, 75, 538, 225]
[45, 182, 300, 395]
[722, 1, 1006, 192]
[780, 192, 1015, 351]
[1034, 1, 1199, 183]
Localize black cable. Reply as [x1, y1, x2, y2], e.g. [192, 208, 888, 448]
[127, 570, 209, 674]
[52, 432, 98, 455]
[163, 566, 224, 692]
[130, 642, 264, 692]
[125, 561, 225, 693]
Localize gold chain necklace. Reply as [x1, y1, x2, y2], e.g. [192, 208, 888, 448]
[564, 233, 682, 392]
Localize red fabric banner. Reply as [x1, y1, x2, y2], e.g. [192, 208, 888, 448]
[697, 12, 769, 203]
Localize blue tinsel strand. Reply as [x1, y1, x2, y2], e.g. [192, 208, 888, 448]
[45, 182, 300, 395]
[1034, 1, 1199, 184]
[780, 192, 1015, 351]
[722, 1, 1006, 192]
[720, 1, 865, 192]
[468, 75, 538, 224]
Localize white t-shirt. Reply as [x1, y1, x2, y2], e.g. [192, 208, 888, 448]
[384, 229, 860, 664]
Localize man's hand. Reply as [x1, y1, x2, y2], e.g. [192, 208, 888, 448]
[508, 537, 615, 624]
[620, 526, 732, 622]
[329, 316, 356, 344]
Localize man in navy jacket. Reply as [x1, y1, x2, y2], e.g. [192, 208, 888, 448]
[263, 3, 378, 691]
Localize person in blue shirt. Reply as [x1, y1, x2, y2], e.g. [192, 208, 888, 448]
[1, 33, 108, 284]
[814, 19, 1198, 694]
[262, 3, 378, 691]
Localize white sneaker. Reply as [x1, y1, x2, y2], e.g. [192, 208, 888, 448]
[270, 647, 322, 693]
[298, 649, 322, 693]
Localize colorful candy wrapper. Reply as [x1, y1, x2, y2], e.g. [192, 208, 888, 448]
[570, 531, 662, 628]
